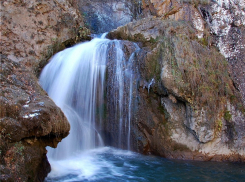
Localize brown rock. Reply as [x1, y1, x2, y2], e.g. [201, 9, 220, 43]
[0, 0, 90, 180]
[108, 17, 245, 162]
[0, 55, 70, 181]
[0, 0, 89, 71]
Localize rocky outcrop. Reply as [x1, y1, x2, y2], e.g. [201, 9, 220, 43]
[1, 0, 90, 75]
[140, 0, 245, 105]
[75, 0, 244, 105]
[108, 17, 245, 162]
[199, 0, 245, 106]
[0, 0, 90, 181]
[0, 55, 70, 181]
[1, 1, 244, 181]
[79, 0, 244, 162]
[77, 0, 143, 33]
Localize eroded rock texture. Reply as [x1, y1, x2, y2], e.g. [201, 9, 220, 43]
[102, 0, 244, 105]
[77, 0, 143, 33]
[0, 0, 89, 181]
[200, 0, 245, 107]
[1, 1, 244, 181]
[1, 0, 90, 74]
[0, 55, 70, 181]
[108, 17, 245, 162]
[141, 0, 245, 105]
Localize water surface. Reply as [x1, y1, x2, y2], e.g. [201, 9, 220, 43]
[40, 35, 244, 182]
[45, 147, 245, 182]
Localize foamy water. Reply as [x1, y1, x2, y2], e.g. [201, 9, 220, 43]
[40, 35, 244, 182]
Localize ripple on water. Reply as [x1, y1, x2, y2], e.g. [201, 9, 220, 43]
[45, 147, 245, 182]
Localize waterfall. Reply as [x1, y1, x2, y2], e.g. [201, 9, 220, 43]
[39, 35, 140, 162]
[106, 41, 140, 149]
[37, 32, 242, 182]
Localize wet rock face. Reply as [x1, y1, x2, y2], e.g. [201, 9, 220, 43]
[108, 18, 245, 162]
[0, 55, 70, 181]
[77, 0, 244, 102]
[103, 40, 141, 149]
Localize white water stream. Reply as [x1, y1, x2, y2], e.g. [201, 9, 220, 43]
[39, 35, 245, 182]
[39, 35, 139, 180]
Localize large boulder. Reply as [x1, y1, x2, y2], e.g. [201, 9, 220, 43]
[140, 0, 245, 106]
[0, 55, 70, 181]
[0, 0, 90, 181]
[108, 17, 245, 162]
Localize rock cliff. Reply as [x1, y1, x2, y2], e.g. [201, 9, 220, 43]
[0, 55, 70, 181]
[1, 0, 244, 180]
[108, 16, 245, 162]
[138, 0, 245, 105]
[0, 0, 90, 181]
[107, 0, 245, 162]
[77, 0, 245, 104]
[77, 0, 143, 33]
[1, 0, 90, 75]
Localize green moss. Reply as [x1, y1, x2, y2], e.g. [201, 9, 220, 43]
[199, 37, 208, 46]
[133, 33, 147, 42]
[230, 95, 236, 102]
[14, 142, 25, 155]
[182, 0, 211, 6]
[157, 104, 165, 115]
[224, 111, 232, 121]
[217, 120, 222, 131]
[150, 57, 161, 81]
[35, 39, 64, 77]
[149, 37, 158, 44]
[156, 26, 237, 120]
[143, 43, 162, 82]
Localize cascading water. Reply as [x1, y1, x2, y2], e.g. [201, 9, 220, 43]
[39, 35, 140, 180]
[40, 37, 110, 160]
[106, 41, 140, 149]
[39, 35, 245, 182]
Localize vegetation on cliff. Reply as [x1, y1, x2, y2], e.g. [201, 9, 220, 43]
[108, 17, 245, 161]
